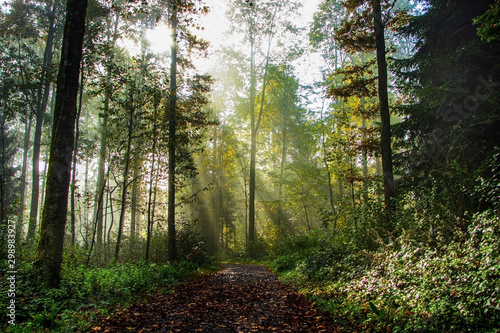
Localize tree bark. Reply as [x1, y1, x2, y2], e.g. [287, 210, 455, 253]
[70, 61, 85, 245]
[167, 3, 178, 262]
[145, 98, 159, 261]
[248, 56, 256, 248]
[248, 6, 275, 252]
[26, 1, 60, 242]
[0, 117, 7, 225]
[130, 150, 141, 243]
[16, 118, 32, 233]
[34, 0, 88, 288]
[278, 85, 288, 226]
[115, 87, 134, 261]
[372, 0, 395, 217]
[94, 9, 120, 255]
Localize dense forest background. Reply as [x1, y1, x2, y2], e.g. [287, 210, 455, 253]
[1, 0, 499, 331]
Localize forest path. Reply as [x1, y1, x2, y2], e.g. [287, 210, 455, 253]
[91, 263, 338, 332]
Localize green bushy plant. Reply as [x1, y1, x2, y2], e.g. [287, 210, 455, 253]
[288, 210, 500, 332]
[271, 230, 324, 273]
[176, 224, 211, 265]
[1, 248, 205, 332]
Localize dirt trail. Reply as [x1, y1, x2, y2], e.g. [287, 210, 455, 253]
[90, 263, 338, 332]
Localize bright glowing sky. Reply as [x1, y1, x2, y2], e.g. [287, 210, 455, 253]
[196, 0, 323, 80]
[124, 0, 323, 83]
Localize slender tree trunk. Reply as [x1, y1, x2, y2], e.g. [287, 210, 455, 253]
[248, 9, 274, 251]
[320, 97, 337, 231]
[351, 160, 357, 230]
[115, 88, 134, 261]
[17, 118, 32, 233]
[212, 126, 220, 252]
[27, 1, 60, 242]
[87, 167, 107, 265]
[278, 95, 288, 226]
[71, 61, 85, 245]
[34, 0, 88, 288]
[335, 98, 344, 203]
[303, 201, 311, 231]
[83, 150, 90, 228]
[219, 140, 224, 250]
[247, 9, 257, 249]
[244, 176, 248, 252]
[130, 152, 141, 244]
[38, 85, 57, 222]
[94, 10, 120, 255]
[145, 98, 159, 261]
[167, 4, 178, 262]
[361, 97, 370, 204]
[106, 178, 115, 262]
[372, 0, 395, 218]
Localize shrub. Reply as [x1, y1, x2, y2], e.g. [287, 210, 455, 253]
[0, 256, 204, 332]
[287, 210, 500, 332]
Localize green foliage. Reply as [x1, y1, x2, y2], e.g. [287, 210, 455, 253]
[27, 300, 64, 331]
[476, 147, 500, 212]
[475, 1, 500, 41]
[271, 231, 323, 272]
[0, 249, 205, 332]
[393, 0, 500, 212]
[272, 210, 500, 332]
[176, 224, 212, 265]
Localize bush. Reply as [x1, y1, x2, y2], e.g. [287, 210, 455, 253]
[271, 230, 324, 272]
[176, 225, 211, 265]
[283, 210, 500, 332]
[0, 256, 204, 332]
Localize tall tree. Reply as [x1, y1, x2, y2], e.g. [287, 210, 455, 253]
[34, 0, 88, 287]
[27, 0, 63, 242]
[115, 79, 136, 260]
[167, 0, 178, 262]
[372, 0, 395, 215]
[327, 0, 411, 221]
[394, 0, 500, 217]
[93, 4, 120, 255]
[0, 115, 19, 225]
[229, 0, 302, 253]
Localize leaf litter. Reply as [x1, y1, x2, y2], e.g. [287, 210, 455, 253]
[89, 263, 340, 332]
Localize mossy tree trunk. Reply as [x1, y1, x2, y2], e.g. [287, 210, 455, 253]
[34, 0, 88, 288]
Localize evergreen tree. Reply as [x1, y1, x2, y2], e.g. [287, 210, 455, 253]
[394, 0, 500, 216]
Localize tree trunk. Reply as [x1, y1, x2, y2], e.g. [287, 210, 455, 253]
[319, 96, 337, 231]
[248, 9, 274, 252]
[94, 10, 120, 255]
[247, 6, 257, 248]
[278, 92, 288, 226]
[17, 118, 32, 233]
[361, 98, 369, 204]
[38, 85, 57, 227]
[27, 1, 60, 242]
[115, 87, 134, 261]
[34, 0, 88, 288]
[167, 4, 178, 262]
[145, 97, 159, 262]
[130, 151, 141, 243]
[70, 61, 85, 245]
[372, 0, 395, 218]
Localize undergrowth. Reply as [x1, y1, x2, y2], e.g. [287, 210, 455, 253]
[0, 249, 214, 332]
[270, 210, 500, 332]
